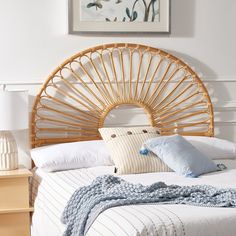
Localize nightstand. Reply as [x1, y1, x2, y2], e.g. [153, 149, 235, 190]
[0, 166, 33, 236]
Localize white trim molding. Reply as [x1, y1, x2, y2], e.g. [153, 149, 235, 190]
[1, 76, 236, 86]
[202, 76, 236, 83]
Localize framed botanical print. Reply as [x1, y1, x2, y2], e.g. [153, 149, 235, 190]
[68, 0, 170, 34]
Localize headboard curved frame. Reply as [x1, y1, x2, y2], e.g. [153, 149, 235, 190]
[31, 43, 214, 148]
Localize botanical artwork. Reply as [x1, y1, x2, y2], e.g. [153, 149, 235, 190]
[80, 0, 160, 22]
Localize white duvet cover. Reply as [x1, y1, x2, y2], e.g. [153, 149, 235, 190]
[31, 160, 236, 236]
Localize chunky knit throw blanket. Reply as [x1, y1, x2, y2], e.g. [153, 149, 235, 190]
[61, 175, 236, 236]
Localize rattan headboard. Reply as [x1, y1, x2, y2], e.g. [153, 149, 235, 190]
[31, 43, 214, 148]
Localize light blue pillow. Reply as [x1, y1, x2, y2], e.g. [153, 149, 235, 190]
[140, 135, 220, 177]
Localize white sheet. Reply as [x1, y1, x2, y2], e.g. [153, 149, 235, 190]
[31, 159, 236, 236]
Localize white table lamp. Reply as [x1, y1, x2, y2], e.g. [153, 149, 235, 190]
[0, 90, 28, 170]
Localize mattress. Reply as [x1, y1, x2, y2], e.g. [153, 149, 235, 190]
[31, 159, 236, 236]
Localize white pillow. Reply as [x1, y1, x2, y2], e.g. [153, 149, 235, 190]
[184, 136, 236, 160]
[31, 140, 114, 172]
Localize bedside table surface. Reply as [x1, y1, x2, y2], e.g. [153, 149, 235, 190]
[0, 165, 32, 179]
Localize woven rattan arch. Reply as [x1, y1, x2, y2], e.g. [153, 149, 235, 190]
[31, 43, 214, 148]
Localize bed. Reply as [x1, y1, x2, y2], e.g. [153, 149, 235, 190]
[30, 43, 236, 236]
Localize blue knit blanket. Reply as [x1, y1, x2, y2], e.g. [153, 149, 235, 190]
[61, 175, 236, 236]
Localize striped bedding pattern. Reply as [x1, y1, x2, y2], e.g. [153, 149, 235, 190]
[31, 162, 236, 236]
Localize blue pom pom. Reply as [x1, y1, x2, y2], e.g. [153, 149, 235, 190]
[139, 148, 149, 155]
[217, 163, 227, 170]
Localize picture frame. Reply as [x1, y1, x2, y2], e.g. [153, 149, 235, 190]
[68, 0, 170, 34]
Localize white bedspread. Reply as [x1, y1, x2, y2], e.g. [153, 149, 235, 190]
[31, 160, 236, 236]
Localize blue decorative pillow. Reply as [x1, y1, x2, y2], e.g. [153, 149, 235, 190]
[141, 135, 220, 177]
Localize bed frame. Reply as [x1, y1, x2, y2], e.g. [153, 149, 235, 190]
[31, 43, 214, 148]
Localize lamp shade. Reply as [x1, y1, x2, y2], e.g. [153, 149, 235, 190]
[0, 91, 28, 130]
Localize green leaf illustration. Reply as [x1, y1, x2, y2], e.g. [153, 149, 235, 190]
[126, 7, 131, 18]
[87, 2, 103, 9]
[132, 11, 138, 21]
[87, 3, 95, 8]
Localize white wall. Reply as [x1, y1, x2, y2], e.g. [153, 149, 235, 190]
[0, 0, 236, 167]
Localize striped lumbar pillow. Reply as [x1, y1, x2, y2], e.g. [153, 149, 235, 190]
[99, 127, 171, 174]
